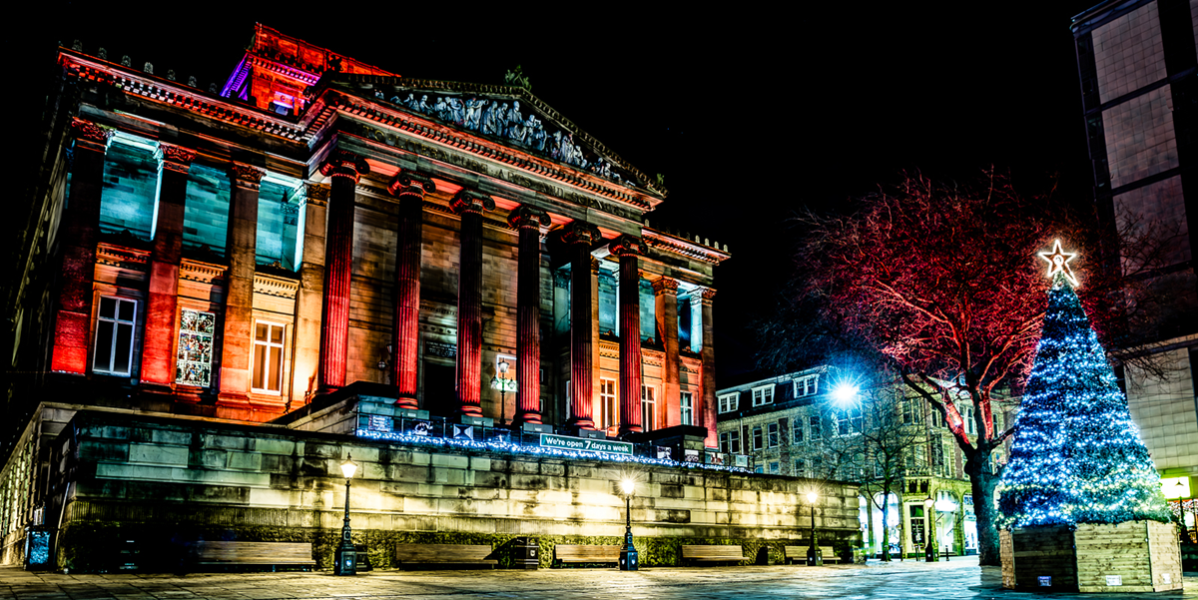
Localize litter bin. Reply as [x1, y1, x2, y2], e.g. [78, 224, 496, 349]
[512, 537, 539, 569]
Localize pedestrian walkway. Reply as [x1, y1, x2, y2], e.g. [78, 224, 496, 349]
[0, 557, 1194, 599]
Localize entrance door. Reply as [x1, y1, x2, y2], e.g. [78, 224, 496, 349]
[423, 362, 455, 418]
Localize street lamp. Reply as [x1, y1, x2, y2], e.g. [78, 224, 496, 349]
[619, 478, 638, 571]
[335, 455, 358, 575]
[491, 360, 511, 425]
[923, 496, 937, 563]
[806, 491, 822, 566]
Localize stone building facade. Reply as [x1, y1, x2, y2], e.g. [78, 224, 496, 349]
[1070, 0, 1198, 538]
[716, 368, 1017, 558]
[0, 26, 769, 568]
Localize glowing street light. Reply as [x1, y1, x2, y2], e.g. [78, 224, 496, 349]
[335, 455, 358, 575]
[923, 496, 937, 563]
[831, 382, 860, 406]
[491, 360, 512, 425]
[806, 491, 822, 566]
[619, 478, 638, 571]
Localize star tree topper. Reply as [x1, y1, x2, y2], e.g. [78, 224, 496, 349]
[1038, 239, 1078, 286]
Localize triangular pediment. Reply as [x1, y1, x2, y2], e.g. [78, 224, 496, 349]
[323, 75, 665, 198]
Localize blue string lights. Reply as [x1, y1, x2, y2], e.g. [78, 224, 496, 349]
[997, 269, 1171, 528]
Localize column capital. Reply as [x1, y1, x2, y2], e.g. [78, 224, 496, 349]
[387, 169, 436, 197]
[697, 286, 717, 305]
[652, 277, 680, 296]
[230, 163, 264, 190]
[319, 150, 370, 183]
[560, 220, 601, 246]
[508, 205, 551, 230]
[610, 234, 647, 258]
[69, 118, 114, 153]
[450, 190, 494, 215]
[303, 183, 330, 207]
[157, 144, 197, 174]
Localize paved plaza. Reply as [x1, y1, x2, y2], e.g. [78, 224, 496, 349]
[1, 558, 1195, 600]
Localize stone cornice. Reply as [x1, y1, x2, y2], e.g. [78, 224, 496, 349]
[253, 273, 299, 299]
[180, 259, 227, 284]
[96, 243, 150, 272]
[643, 229, 732, 265]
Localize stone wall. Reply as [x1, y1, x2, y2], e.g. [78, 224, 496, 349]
[48, 409, 860, 571]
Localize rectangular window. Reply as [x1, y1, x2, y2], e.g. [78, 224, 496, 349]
[680, 392, 694, 426]
[251, 321, 285, 393]
[720, 432, 730, 454]
[599, 377, 618, 430]
[793, 374, 819, 397]
[767, 423, 779, 448]
[751, 385, 774, 407]
[769, 461, 780, 474]
[793, 420, 805, 444]
[752, 425, 763, 450]
[641, 385, 657, 432]
[176, 309, 216, 387]
[93, 296, 137, 375]
[794, 459, 806, 477]
[809, 415, 821, 439]
[718, 393, 738, 414]
[754, 466, 764, 474]
[836, 408, 862, 436]
[729, 430, 741, 454]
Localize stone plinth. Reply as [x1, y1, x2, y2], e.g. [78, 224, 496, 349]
[1001, 521, 1182, 593]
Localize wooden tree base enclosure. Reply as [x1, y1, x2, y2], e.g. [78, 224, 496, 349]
[1001, 521, 1182, 593]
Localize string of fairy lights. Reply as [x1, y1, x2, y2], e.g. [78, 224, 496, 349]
[996, 242, 1170, 529]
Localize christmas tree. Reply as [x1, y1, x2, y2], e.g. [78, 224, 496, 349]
[997, 242, 1171, 529]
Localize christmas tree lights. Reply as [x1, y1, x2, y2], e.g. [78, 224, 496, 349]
[997, 265, 1171, 529]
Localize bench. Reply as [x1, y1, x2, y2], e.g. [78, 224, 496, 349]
[681, 544, 747, 565]
[191, 541, 315, 570]
[783, 546, 841, 564]
[554, 544, 622, 566]
[394, 543, 497, 568]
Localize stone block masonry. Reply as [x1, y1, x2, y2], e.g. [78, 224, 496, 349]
[49, 409, 859, 571]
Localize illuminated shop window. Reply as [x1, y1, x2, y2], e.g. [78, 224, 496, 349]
[93, 296, 137, 375]
[252, 321, 285, 393]
[176, 309, 216, 387]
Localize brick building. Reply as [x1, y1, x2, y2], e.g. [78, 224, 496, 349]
[1070, 0, 1198, 536]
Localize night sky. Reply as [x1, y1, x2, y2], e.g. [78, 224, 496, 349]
[13, 1, 1100, 384]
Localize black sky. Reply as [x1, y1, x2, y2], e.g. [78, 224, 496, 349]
[13, 1, 1100, 383]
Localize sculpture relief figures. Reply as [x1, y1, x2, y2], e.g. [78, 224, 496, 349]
[379, 89, 635, 187]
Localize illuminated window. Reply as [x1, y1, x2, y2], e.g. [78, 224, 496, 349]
[252, 322, 285, 394]
[93, 296, 137, 375]
[176, 309, 216, 387]
[751, 384, 774, 407]
[641, 385, 657, 431]
[599, 377, 618, 430]
[718, 393, 738, 413]
[793, 374, 819, 397]
[680, 392, 694, 426]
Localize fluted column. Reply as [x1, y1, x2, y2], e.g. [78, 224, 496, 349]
[697, 287, 717, 447]
[387, 171, 435, 409]
[51, 118, 113, 375]
[611, 235, 647, 436]
[141, 143, 197, 390]
[562, 221, 601, 430]
[653, 276, 680, 431]
[218, 164, 263, 403]
[450, 190, 494, 417]
[317, 150, 369, 392]
[509, 205, 551, 425]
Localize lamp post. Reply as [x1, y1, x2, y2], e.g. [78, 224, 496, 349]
[923, 496, 937, 563]
[491, 360, 511, 425]
[806, 491, 822, 566]
[619, 478, 638, 571]
[334, 455, 358, 575]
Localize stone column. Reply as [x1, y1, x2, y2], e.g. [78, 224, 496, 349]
[508, 205, 551, 425]
[697, 287, 717, 447]
[50, 118, 113, 375]
[316, 151, 368, 393]
[289, 183, 328, 405]
[387, 171, 435, 409]
[653, 277, 680, 430]
[611, 235, 647, 436]
[218, 164, 263, 403]
[140, 144, 197, 390]
[561, 221, 601, 430]
[450, 190, 494, 418]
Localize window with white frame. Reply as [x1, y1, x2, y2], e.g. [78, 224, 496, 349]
[794, 459, 806, 477]
[176, 309, 216, 387]
[769, 461, 780, 474]
[752, 425, 763, 450]
[836, 407, 862, 436]
[793, 374, 819, 397]
[718, 393, 738, 414]
[809, 415, 822, 439]
[767, 422, 779, 447]
[751, 384, 774, 407]
[793, 420, 805, 444]
[93, 296, 137, 375]
[720, 432, 731, 454]
[252, 321, 285, 393]
[641, 385, 657, 431]
[729, 429, 740, 454]
[599, 377, 618, 430]
[680, 392, 694, 426]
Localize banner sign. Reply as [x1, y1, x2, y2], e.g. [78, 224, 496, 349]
[539, 433, 633, 456]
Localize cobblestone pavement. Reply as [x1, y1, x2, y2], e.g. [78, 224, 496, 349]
[1, 558, 1195, 599]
